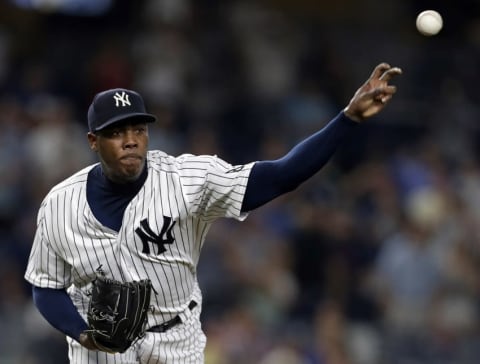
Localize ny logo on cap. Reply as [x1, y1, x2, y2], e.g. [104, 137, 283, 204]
[113, 91, 131, 107]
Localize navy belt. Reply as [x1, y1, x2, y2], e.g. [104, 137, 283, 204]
[147, 300, 197, 333]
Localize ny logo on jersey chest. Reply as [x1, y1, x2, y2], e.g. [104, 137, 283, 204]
[135, 216, 176, 255]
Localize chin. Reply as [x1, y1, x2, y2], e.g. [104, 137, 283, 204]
[120, 160, 144, 180]
[122, 169, 143, 182]
[111, 164, 142, 183]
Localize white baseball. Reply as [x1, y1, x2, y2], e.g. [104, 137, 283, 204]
[416, 10, 443, 36]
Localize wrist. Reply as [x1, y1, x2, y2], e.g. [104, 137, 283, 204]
[343, 107, 362, 123]
[79, 330, 119, 354]
[79, 331, 97, 350]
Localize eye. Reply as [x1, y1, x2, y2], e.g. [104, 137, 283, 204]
[135, 125, 147, 134]
[109, 129, 122, 137]
[99, 129, 122, 138]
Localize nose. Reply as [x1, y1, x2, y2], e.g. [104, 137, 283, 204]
[123, 129, 138, 149]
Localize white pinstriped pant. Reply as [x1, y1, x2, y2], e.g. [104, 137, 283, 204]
[67, 305, 206, 363]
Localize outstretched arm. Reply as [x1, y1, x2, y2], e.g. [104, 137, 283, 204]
[241, 63, 402, 212]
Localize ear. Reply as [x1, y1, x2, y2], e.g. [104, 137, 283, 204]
[87, 132, 98, 151]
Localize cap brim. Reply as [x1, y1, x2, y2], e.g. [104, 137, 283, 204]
[93, 113, 157, 132]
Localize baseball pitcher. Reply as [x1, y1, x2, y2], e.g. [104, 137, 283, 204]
[25, 63, 401, 363]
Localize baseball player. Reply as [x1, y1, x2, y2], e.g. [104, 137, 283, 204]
[24, 63, 401, 363]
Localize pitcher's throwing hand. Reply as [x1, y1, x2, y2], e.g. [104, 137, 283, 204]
[344, 62, 402, 122]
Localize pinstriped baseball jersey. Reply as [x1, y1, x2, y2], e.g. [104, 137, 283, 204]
[25, 150, 254, 362]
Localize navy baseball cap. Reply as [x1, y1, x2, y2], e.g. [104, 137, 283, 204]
[88, 88, 156, 132]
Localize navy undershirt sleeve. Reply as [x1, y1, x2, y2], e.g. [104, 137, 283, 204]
[241, 112, 357, 212]
[32, 285, 88, 342]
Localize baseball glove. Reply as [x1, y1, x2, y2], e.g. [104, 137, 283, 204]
[86, 272, 153, 353]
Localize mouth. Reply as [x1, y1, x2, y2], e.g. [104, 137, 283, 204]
[120, 154, 143, 162]
[119, 154, 144, 170]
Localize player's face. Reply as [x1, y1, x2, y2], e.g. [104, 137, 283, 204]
[88, 121, 149, 183]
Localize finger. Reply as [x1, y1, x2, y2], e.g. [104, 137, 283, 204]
[370, 85, 396, 99]
[374, 94, 386, 104]
[373, 85, 397, 98]
[382, 85, 397, 94]
[371, 87, 397, 105]
[379, 67, 403, 82]
[370, 62, 391, 80]
[380, 94, 393, 104]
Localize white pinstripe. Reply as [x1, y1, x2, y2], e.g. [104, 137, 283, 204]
[25, 150, 253, 363]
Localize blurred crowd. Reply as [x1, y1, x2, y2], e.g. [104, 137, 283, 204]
[2, 0, 480, 363]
